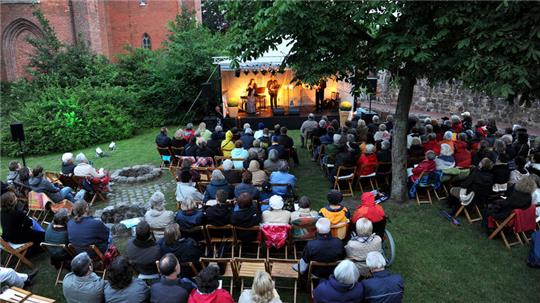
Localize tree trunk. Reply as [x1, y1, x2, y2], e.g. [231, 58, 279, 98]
[390, 75, 416, 202]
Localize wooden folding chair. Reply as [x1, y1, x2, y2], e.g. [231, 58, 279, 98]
[307, 261, 340, 297]
[26, 293, 56, 302]
[454, 204, 483, 223]
[71, 176, 106, 206]
[170, 147, 185, 167]
[157, 146, 174, 168]
[375, 161, 392, 186]
[199, 258, 235, 295]
[0, 238, 33, 271]
[233, 258, 268, 292]
[317, 144, 326, 168]
[357, 163, 378, 193]
[44, 171, 61, 184]
[262, 224, 291, 259]
[1, 287, 32, 302]
[267, 258, 299, 303]
[415, 171, 435, 205]
[214, 156, 231, 167]
[234, 226, 261, 258]
[330, 221, 350, 240]
[205, 225, 235, 258]
[27, 191, 52, 225]
[290, 217, 318, 259]
[40, 242, 75, 285]
[488, 213, 522, 248]
[68, 244, 107, 278]
[180, 225, 208, 248]
[333, 166, 356, 197]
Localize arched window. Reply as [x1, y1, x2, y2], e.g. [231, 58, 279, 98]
[142, 33, 151, 49]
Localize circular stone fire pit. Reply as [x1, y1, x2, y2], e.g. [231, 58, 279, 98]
[110, 165, 161, 184]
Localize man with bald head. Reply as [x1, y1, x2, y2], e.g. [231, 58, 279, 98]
[150, 253, 193, 303]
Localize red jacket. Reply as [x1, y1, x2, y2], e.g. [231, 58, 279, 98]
[451, 122, 463, 134]
[188, 289, 234, 303]
[454, 141, 471, 168]
[423, 140, 441, 155]
[356, 153, 378, 176]
[411, 159, 436, 182]
[352, 192, 385, 224]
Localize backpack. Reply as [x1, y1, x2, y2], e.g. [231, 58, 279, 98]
[527, 230, 540, 268]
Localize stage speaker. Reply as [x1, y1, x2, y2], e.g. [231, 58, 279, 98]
[272, 107, 286, 116]
[10, 123, 25, 141]
[288, 107, 300, 116]
[367, 77, 377, 94]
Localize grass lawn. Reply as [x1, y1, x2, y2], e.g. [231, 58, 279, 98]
[2, 128, 539, 302]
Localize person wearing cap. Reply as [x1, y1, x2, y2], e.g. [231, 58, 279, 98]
[240, 127, 255, 149]
[293, 217, 345, 278]
[262, 195, 291, 224]
[156, 126, 172, 148]
[300, 113, 318, 148]
[61, 152, 76, 175]
[361, 251, 404, 303]
[254, 122, 265, 140]
[63, 252, 105, 303]
[319, 190, 350, 225]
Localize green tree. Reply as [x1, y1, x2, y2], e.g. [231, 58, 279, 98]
[225, 0, 540, 201]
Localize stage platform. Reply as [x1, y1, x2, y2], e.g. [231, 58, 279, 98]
[223, 106, 339, 129]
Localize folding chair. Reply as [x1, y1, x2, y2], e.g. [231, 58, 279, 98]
[290, 217, 318, 259]
[26, 293, 56, 302]
[44, 171, 61, 184]
[454, 204, 483, 223]
[262, 224, 291, 259]
[330, 221, 350, 240]
[317, 144, 326, 169]
[39, 242, 75, 285]
[27, 191, 52, 225]
[1, 287, 32, 302]
[0, 238, 34, 271]
[488, 205, 537, 248]
[333, 166, 356, 197]
[170, 147, 185, 167]
[307, 261, 340, 297]
[199, 258, 235, 295]
[267, 258, 299, 303]
[415, 171, 435, 205]
[71, 176, 106, 206]
[233, 226, 261, 258]
[156, 146, 174, 168]
[357, 163, 378, 193]
[375, 161, 392, 187]
[205, 225, 235, 258]
[214, 156, 231, 167]
[68, 244, 107, 278]
[233, 258, 268, 292]
[488, 213, 522, 248]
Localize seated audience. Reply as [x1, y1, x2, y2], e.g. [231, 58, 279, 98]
[6, 160, 21, 184]
[300, 113, 318, 148]
[262, 195, 291, 224]
[196, 122, 212, 141]
[61, 153, 76, 175]
[527, 152, 540, 177]
[435, 143, 456, 170]
[319, 190, 350, 225]
[1, 192, 45, 255]
[172, 129, 187, 148]
[472, 140, 496, 166]
[127, 220, 161, 279]
[44, 209, 71, 267]
[63, 252, 105, 303]
[373, 123, 390, 142]
[158, 224, 202, 266]
[346, 218, 383, 276]
[183, 137, 198, 157]
[220, 130, 235, 157]
[269, 162, 297, 196]
[248, 160, 268, 186]
[254, 122, 265, 140]
[361, 251, 404, 303]
[231, 193, 261, 241]
[238, 271, 282, 303]
[440, 131, 455, 152]
[29, 165, 80, 203]
[509, 156, 529, 186]
[176, 170, 204, 203]
[291, 196, 319, 221]
[151, 253, 192, 303]
[68, 200, 109, 254]
[351, 192, 386, 237]
[204, 170, 233, 202]
[156, 127, 172, 148]
[104, 256, 150, 303]
[0, 266, 38, 289]
[376, 140, 392, 164]
[410, 150, 437, 182]
[454, 133, 472, 168]
[231, 140, 249, 169]
[205, 190, 232, 226]
[313, 260, 364, 303]
[264, 149, 283, 173]
[207, 127, 222, 155]
[189, 265, 235, 303]
[249, 140, 267, 160]
[235, 171, 260, 200]
[222, 159, 242, 184]
[422, 133, 441, 155]
[195, 138, 215, 159]
[240, 127, 255, 149]
[408, 137, 425, 165]
[73, 153, 110, 192]
[144, 191, 175, 238]
[268, 136, 286, 160]
[175, 199, 204, 230]
[487, 176, 536, 221]
[294, 218, 345, 278]
[512, 130, 530, 158]
[179, 158, 200, 183]
[356, 144, 378, 177]
[183, 123, 196, 141]
[449, 157, 494, 210]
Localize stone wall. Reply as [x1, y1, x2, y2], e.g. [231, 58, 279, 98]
[375, 76, 540, 129]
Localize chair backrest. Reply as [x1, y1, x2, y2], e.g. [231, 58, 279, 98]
[376, 161, 392, 174]
[513, 204, 537, 233]
[336, 166, 356, 177]
[59, 174, 78, 189]
[307, 260, 340, 280]
[199, 257, 235, 277]
[233, 226, 261, 244]
[233, 257, 268, 278]
[180, 225, 207, 243]
[44, 171, 60, 183]
[156, 146, 172, 156]
[170, 146, 185, 157]
[27, 191, 51, 211]
[40, 242, 75, 259]
[214, 156, 231, 166]
[290, 217, 318, 241]
[206, 224, 234, 240]
[68, 243, 104, 261]
[331, 221, 350, 240]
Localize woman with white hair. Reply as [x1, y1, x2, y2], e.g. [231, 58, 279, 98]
[195, 122, 212, 141]
[61, 152, 76, 175]
[356, 144, 378, 177]
[373, 124, 390, 142]
[222, 159, 242, 184]
[345, 218, 383, 276]
[175, 198, 204, 230]
[262, 195, 291, 224]
[435, 143, 456, 170]
[238, 271, 282, 303]
[361, 251, 404, 303]
[313, 260, 364, 302]
[73, 152, 110, 191]
[144, 191, 174, 238]
[440, 130, 455, 152]
[203, 170, 233, 202]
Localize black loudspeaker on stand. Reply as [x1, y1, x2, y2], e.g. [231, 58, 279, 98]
[10, 123, 26, 167]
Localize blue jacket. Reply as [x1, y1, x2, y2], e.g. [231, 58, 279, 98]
[203, 179, 233, 202]
[269, 171, 297, 196]
[313, 275, 364, 303]
[175, 209, 204, 230]
[150, 277, 190, 303]
[302, 234, 345, 279]
[67, 216, 109, 254]
[234, 182, 260, 200]
[361, 269, 404, 303]
[240, 134, 255, 149]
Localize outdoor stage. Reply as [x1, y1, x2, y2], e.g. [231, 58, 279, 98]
[222, 105, 339, 129]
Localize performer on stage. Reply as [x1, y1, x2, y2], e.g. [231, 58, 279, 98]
[315, 79, 326, 112]
[246, 79, 257, 114]
[266, 75, 279, 109]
